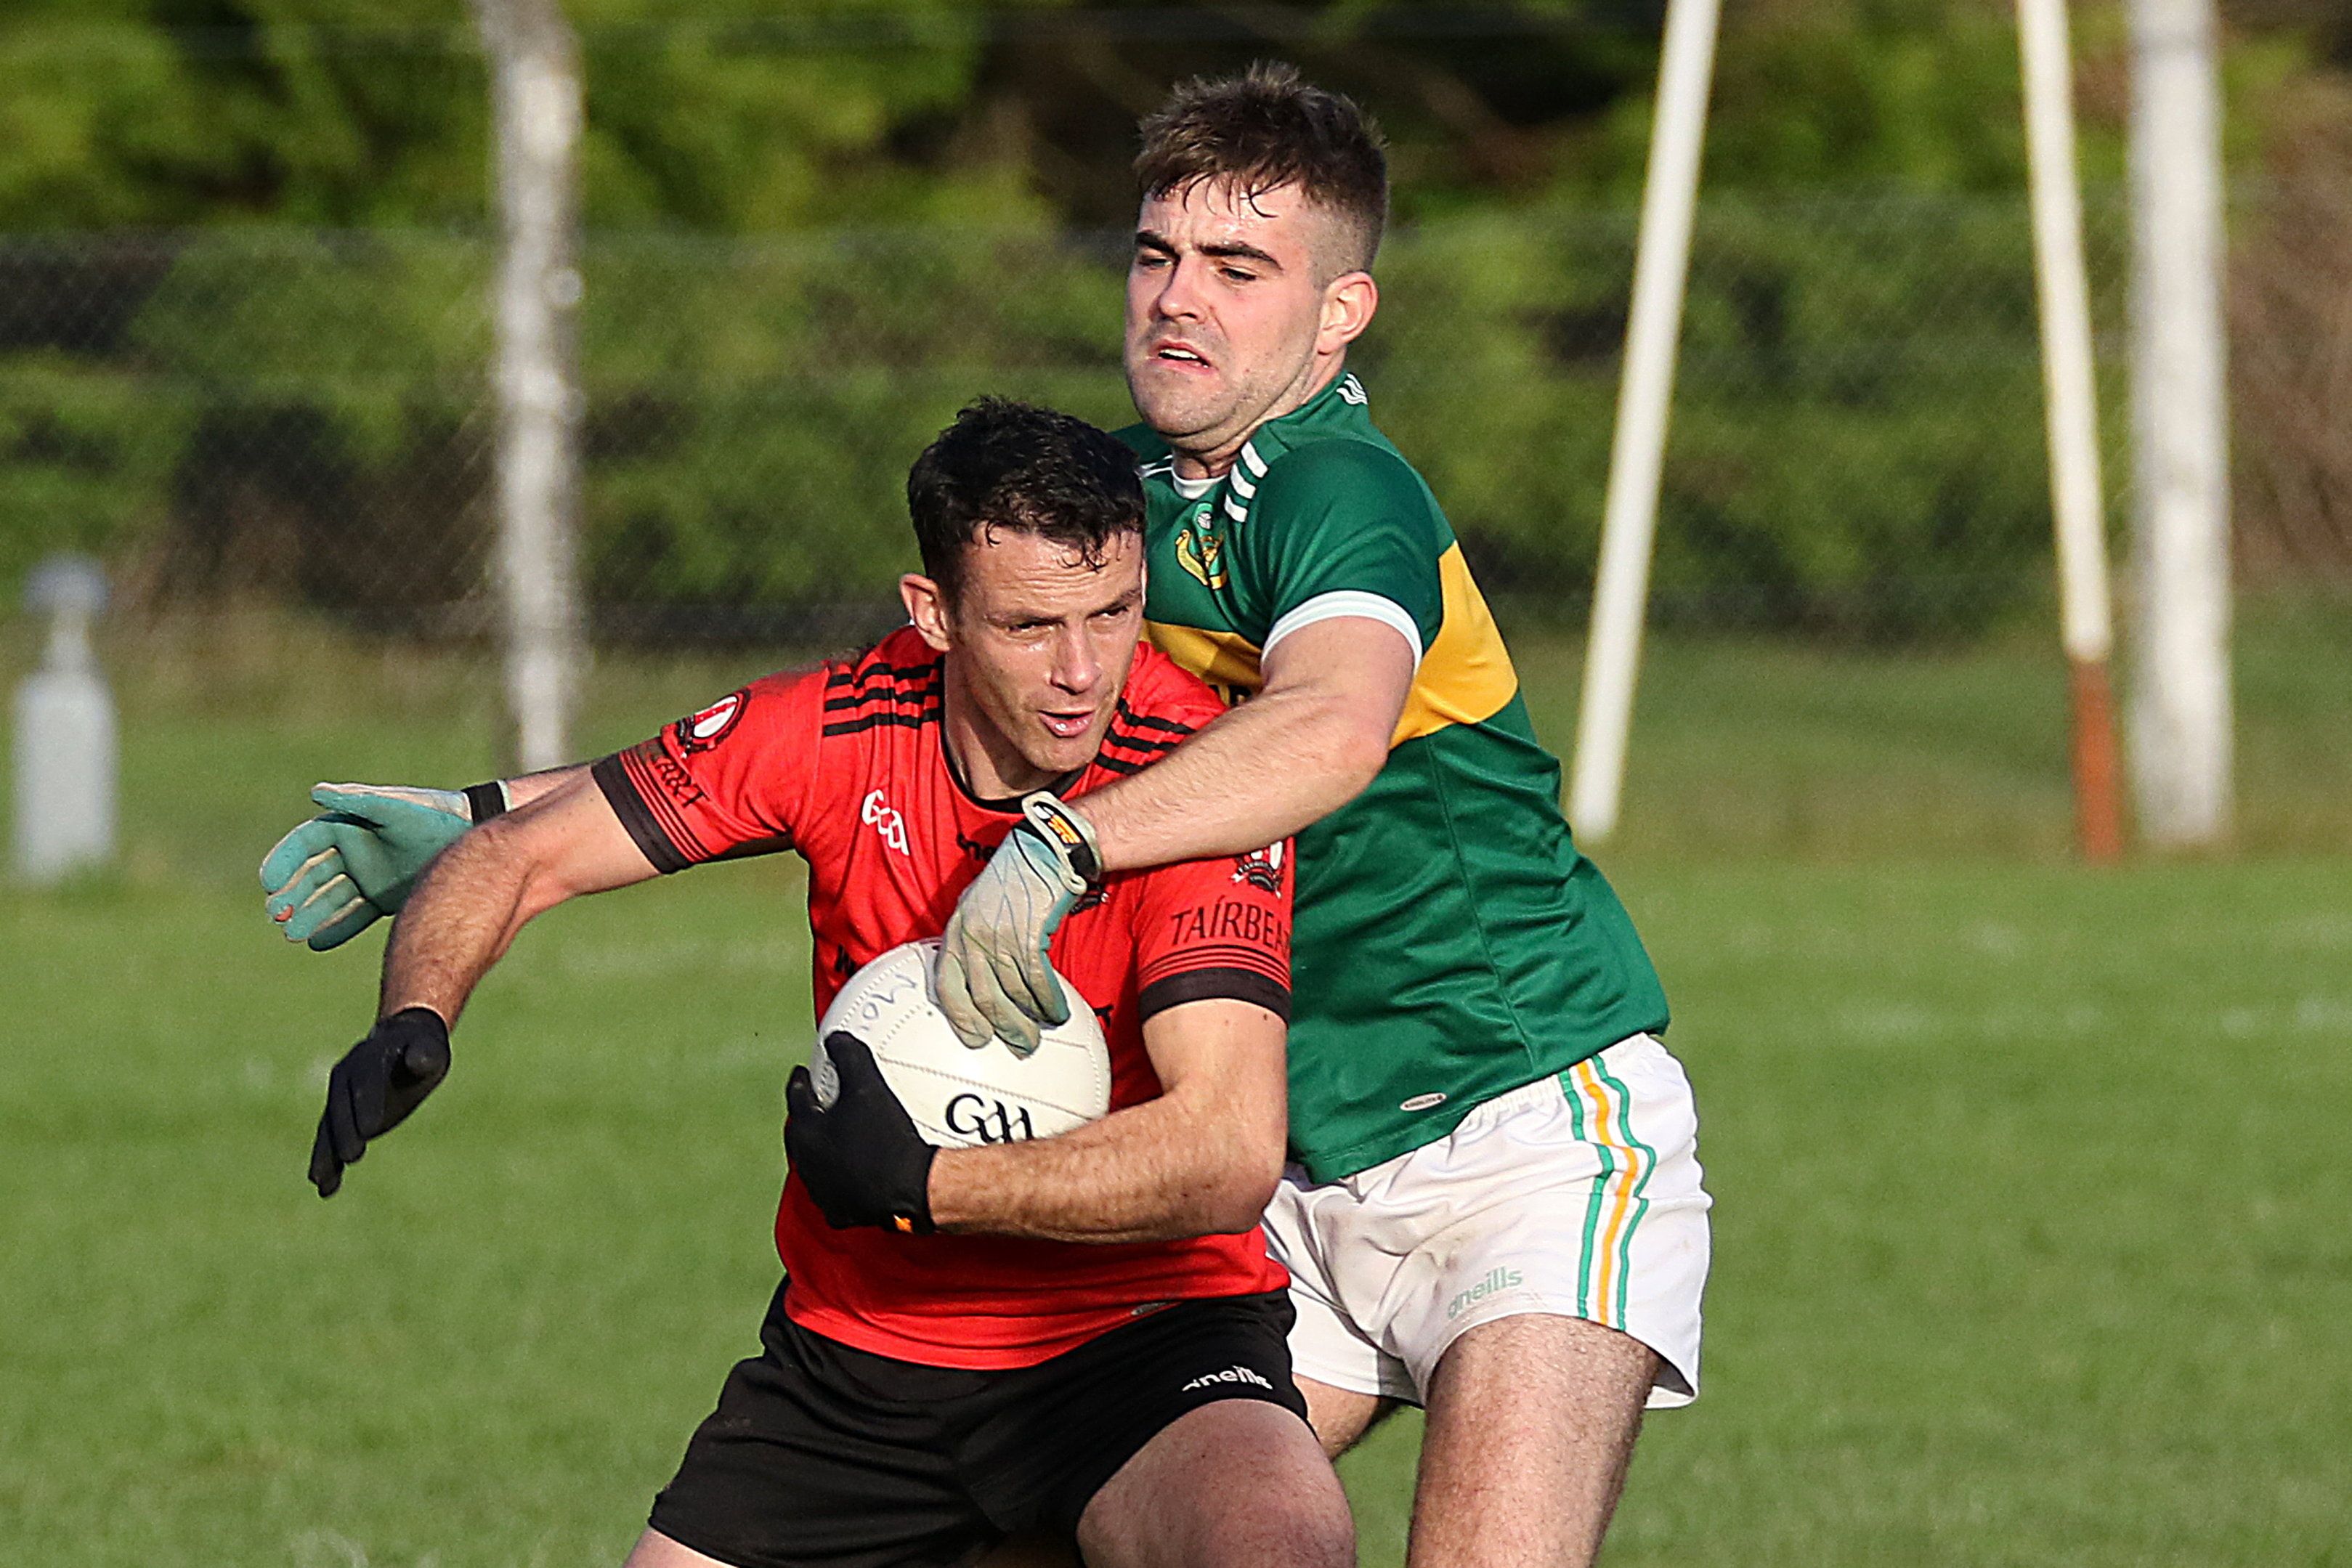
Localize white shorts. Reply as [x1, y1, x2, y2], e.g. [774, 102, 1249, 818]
[1265, 1033, 1710, 1410]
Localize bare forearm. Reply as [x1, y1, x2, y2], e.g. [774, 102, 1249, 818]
[378, 826, 541, 1024]
[497, 765, 586, 811]
[1081, 684, 1384, 872]
[927, 1100, 1275, 1243]
[378, 773, 656, 1024]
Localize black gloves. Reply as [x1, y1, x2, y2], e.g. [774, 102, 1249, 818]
[785, 1033, 938, 1235]
[309, 1007, 453, 1198]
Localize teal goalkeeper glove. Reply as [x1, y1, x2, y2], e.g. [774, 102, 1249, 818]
[260, 782, 498, 950]
[936, 792, 1101, 1056]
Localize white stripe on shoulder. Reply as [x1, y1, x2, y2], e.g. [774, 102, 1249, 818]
[1222, 493, 1249, 524]
[1139, 456, 1176, 479]
[1227, 464, 1257, 499]
[1260, 590, 1424, 668]
[1240, 443, 1269, 478]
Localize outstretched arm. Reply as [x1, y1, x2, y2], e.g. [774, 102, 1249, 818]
[378, 771, 654, 1024]
[307, 773, 654, 1197]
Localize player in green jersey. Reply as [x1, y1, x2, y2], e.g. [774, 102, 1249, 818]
[256, 64, 1708, 1568]
[938, 67, 1711, 1568]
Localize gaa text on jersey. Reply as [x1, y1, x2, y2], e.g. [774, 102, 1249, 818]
[860, 790, 911, 856]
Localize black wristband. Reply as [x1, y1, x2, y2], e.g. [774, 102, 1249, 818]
[463, 782, 508, 823]
[1021, 792, 1102, 886]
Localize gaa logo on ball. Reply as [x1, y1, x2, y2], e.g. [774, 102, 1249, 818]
[810, 939, 1111, 1150]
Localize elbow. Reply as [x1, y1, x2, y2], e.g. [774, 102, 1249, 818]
[1318, 702, 1397, 805]
[1194, 1142, 1285, 1235]
[1334, 730, 1390, 803]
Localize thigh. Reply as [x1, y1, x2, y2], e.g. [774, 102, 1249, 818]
[624, 1528, 745, 1568]
[1297, 1376, 1397, 1460]
[1077, 1401, 1353, 1568]
[1408, 1314, 1657, 1568]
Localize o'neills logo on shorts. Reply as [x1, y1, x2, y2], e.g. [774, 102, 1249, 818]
[1181, 1364, 1273, 1393]
[1445, 1266, 1525, 1320]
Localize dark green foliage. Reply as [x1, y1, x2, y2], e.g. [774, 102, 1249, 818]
[0, 3, 2311, 637]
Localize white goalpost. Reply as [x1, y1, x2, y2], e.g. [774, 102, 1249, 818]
[1570, 0, 2218, 859]
[2125, 0, 2234, 848]
[475, 0, 588, 773]
[1567, 0, 1719, 846]
[2018, 0, 2125, 861]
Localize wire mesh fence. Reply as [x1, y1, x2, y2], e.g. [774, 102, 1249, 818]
[0, 186, 2334, 654]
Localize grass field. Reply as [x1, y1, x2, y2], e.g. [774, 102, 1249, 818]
[5, 611, 2352, 1565]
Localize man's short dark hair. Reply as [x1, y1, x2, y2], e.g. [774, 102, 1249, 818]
[1135, 61, 1389, 274]
[907, 399, 1145, 604]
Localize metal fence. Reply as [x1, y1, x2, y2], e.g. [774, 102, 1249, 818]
[0, 188, 2292, 649]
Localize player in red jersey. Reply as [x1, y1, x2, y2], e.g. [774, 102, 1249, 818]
[301, 401, 1350, 1568]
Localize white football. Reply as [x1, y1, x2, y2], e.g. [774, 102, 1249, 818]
[809, 938, 1112, 1149]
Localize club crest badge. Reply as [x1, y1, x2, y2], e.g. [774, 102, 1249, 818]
[675, 689, 747, 752]
[1174, 505, 1227, 590]
[1232, 841, 1286, 894]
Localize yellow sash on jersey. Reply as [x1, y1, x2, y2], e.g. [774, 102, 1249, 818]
[1146, 544, 1520, 748]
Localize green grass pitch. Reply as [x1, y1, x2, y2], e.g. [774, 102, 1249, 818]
[4, 615, 2351, 1564]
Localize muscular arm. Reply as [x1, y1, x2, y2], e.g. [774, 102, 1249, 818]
[379, 771, 655, 1025]
[923, 998, 1287, 1244]
[1079, 617, 1415, 874]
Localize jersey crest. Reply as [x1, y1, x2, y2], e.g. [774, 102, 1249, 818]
[1173, 503, 1228, 590]
[1233, 842, 1286, 894]
[676, 689, 747, 752]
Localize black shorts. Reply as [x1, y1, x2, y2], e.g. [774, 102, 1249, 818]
[648, 1283, 1308, 1568]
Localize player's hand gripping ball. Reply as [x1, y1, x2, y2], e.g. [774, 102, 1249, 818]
[936, 792, 1103, 1055]
[787, 942, 1111, 1232]
[261, 782, 484, 950]
[786, 1033, 939, 1233]
[815, 939, 1111, 1147]
[309, 1007, 453, 1198]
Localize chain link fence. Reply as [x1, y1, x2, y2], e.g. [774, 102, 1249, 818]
[2, 189, 2175, 649]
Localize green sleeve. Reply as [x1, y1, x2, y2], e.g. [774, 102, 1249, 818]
[1241, 439, 1448, 649]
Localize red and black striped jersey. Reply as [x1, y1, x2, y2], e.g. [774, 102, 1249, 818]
[592, 627, 1292, 1369]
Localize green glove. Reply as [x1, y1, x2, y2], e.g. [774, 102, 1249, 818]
[260, 783, 488, 951]
[936, 792, 1101, 1056]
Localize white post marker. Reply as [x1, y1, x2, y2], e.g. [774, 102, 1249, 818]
[1569, 0, 1722, 844]
[2126, 0, 2233, 846]
[12, 556, 116, 885]
[2017, 0, 2125, 861]
[474, 0, 587, 772]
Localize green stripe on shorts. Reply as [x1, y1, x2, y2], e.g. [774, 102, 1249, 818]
[1562, 1071, 1616, 1323]
[1595, 1054, 1660, 1331]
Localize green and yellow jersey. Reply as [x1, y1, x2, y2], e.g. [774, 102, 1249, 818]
[1120, 371, 1669, 1182]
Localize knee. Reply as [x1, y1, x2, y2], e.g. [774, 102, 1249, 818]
[1214, 1475, 1354, 1568]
